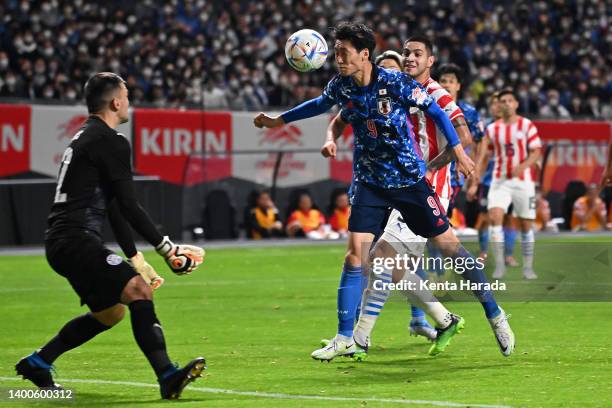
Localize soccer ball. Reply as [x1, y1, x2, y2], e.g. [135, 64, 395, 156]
[284, 29, 328, 72]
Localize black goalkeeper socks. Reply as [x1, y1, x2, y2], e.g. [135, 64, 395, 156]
[128, 300, 173, 377]
[37, 313, 110, 364]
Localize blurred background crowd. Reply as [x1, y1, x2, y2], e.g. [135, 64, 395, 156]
[0, 0, 610, 117]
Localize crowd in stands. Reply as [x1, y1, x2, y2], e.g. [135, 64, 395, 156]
[0, 0, 610, 118]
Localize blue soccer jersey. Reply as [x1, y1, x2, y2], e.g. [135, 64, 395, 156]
[450, 100, 485, 187]
[324, 66, 435, 188]
[281, 65, 461, 189]
[480, 116, 497, 187]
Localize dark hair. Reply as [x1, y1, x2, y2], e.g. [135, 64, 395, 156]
[327, 187, 349, 215]
[406, 35, 434, 56]
[488, 90, 501, 103]
[437, 63, 463, 84]
[83, 72, 126, 114]
[375, 50, 402, 68]
[334, 22, 376, 60]
[497, 87, 516, 100]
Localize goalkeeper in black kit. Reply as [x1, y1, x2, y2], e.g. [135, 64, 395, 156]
[15, 72, 206, 400]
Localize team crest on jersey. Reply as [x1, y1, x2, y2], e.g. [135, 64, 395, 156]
[377, 97, 392, 115]
[106, 254, 123, 266]
[411, 87, 428, 105]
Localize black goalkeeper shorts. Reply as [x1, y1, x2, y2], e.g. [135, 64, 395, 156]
[45, 234, 138, 312]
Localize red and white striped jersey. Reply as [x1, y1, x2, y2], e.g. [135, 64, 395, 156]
[410, 77, 464, 200]
[486, 116, 542, 182]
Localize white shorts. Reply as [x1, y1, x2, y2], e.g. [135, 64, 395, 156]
[379, 198, 450, 256]
[487, 179, 536, 219]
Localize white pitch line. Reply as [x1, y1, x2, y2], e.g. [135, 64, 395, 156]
[0, 376, 512, 408]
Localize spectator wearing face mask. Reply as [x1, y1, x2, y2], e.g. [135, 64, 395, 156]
[539, 89, 571, 119]
[0, 0, 608, 115]
[202, 80, 229, 109]
[0, 52, 10, 72]
[0, 72, 27, 98]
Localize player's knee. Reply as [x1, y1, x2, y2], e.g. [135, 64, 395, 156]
[121, 275, 153, 303]
[519, 220, 533, 232]
[344, 245, 361, 267]
[488, 209, 504, 225]
[92, 304, 125, 327]
[344, 251, 361, 267]
[430, 229, 459, 257]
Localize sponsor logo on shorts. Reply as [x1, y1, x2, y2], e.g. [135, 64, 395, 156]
[106, 254, 123, 266]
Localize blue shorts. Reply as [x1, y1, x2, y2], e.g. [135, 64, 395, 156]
[349, 179, 450, 238]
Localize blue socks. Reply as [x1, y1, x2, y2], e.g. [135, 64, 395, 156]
[479, 228, 489, 254]
[354, 273, 369, 324]
[337, 262, 364, 337]
[455, 246, 500, 319]
[426, 241, 444, 276]
[479, 227, 515, 258]
[504, 227, 517, 257]
[27, 352, 52, 370]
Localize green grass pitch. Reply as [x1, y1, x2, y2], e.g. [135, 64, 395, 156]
[1, 237, 611, 407]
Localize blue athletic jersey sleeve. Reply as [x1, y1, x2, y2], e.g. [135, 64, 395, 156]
[458, 101, 485, 143]
[451, 101, 485, 187]
[426, 103, 461, 147]
[280, 95, 335, 124]
[330, 66, 429, 188]
[399, 78, 434, 110]
[481, 115, 496, 186]
[280, 75, 344, 123]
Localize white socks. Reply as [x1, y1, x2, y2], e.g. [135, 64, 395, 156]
[489, 225, 505, 272]
[521, 229, 535, 270]
[397, 269, 451, 328]
[353, 267, 391, 347]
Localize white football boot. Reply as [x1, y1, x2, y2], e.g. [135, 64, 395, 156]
[488, 307, 515, 357]
[311, 336, 356, 362]
[522, 268, 538, 280]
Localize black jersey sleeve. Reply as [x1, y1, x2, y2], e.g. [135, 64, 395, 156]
[96, 132, 133, 182]
[108, 198, 137, 258]
[110, 179, 164, 247]
[96, 132, 163, 247]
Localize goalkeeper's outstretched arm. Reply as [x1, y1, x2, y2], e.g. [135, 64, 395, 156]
[108, 199, 164, 288]
[109, 178, 205, 275]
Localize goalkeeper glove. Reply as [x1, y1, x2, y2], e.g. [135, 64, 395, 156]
[155, 236, 205, 275]
[127, 251, 165, 290]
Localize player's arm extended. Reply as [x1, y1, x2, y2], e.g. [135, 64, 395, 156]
[426, 115, 473, 171]
[108, 198, 164, 288]
[102, 136, 204, 275]
[321, 113, 347, 158]
[254, 95, 335, 128]
[111, 179, 204, 274]
[453, 116, 473, 148]
[424, 103, 474, 176]
[110, 179, 164, 247]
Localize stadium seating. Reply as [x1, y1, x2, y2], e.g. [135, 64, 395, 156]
[0, 1, 609, 118]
